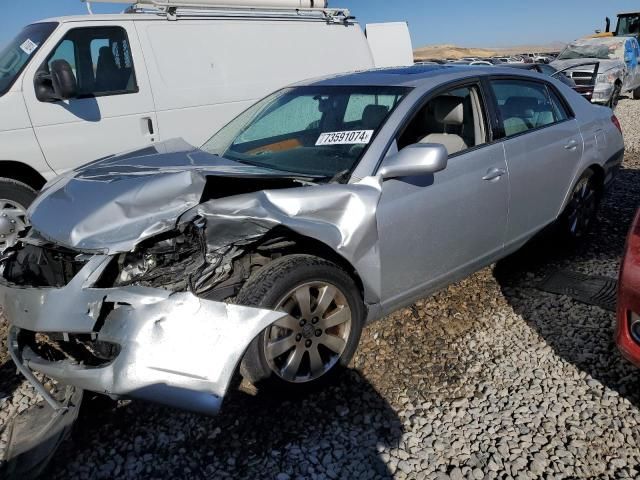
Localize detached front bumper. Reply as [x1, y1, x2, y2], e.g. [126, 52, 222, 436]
[1, 256, 287, 416]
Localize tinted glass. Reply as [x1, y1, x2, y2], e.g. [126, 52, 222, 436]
[203, 86, 410, 179]
[0, 22, 57, 96]
[547, 88, 570, 122]
[46, 27, 137, 97]
[491, 80, 564, 137]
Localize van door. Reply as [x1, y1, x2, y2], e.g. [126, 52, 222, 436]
[22, 22, 158, 173]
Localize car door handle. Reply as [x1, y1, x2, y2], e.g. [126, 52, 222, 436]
[482, 168, 507, 181]
[564, 140, 578, 150]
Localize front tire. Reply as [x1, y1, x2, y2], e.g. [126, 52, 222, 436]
[557, 169, 600, 243]
[0, 179, 36, 250]
[633, 86, 640, 100]
[238, 254, 365, 392]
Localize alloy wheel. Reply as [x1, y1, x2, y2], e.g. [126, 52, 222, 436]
[566, 177, 597, 239]
[264, 282, 352, 383]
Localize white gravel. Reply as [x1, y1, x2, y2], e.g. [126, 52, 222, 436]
[616, 97, 640, 153]
[2, 100, 640, 479]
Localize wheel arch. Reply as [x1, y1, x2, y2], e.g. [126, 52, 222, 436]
[247, 226, 368, 304]
[587, 163, 606, 197]
[0, 161, 47, 191]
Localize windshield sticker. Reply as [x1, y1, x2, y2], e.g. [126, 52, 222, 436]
[19, 39, 38, 55]
[316, 130, 374, 146]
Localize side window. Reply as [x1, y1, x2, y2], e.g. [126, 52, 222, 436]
[491, 80, 562, 137]
[397, 84, 487, 156]
[48, 40, 77, 74]
[44, 27, 137, 98]
[546, 87, 570, 122]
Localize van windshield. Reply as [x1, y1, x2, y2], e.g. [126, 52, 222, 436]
[202, 85, 410, 179]
[0, 22, 58, 96]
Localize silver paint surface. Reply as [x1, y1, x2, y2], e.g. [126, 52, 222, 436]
[2, 271, 287, 415]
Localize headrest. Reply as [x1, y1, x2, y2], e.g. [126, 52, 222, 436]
[432, 96, 464, 125]
[504, 96, 539, 117]
[98, 46, 117, 66]
[361, 104, 390, 129]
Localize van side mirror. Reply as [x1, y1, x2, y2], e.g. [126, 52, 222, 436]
[50, 60, 78, 100]
[34, 60, 78, 102]
[379, 143, 448, 180]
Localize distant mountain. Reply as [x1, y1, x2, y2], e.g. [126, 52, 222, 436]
[414, 42, 566, 61]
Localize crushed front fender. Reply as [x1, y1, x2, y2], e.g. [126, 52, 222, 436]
[2, 278, 288, 415]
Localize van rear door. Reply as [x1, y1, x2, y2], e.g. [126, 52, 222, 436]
[365, 23, 414, 68]
[21, 20, 158, 173]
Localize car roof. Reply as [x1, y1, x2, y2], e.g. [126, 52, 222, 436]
[300, 64, 543, 88]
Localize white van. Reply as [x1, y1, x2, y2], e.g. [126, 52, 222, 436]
[0, 0, 413, 247]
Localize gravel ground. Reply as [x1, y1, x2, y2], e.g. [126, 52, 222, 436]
[2, 99, 640, 479]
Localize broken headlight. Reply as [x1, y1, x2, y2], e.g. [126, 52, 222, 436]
[116, 251, 158, 284]
[106, 227, 206, 291]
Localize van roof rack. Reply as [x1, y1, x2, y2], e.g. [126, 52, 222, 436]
[83, 1, 353, 24]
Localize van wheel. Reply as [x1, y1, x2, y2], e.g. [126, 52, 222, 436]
[634, 86, 640, 100]
[238, 254, 364, 392]
[557, 169, 599, 243]
[0, 179, 36, 250]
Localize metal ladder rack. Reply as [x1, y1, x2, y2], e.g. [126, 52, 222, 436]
[84, 0, 354, 24]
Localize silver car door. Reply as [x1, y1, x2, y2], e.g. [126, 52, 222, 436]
[490, 78, 583, 247]
[376, 83, 509, 312]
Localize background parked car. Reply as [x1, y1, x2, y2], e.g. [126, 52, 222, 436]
[552, 36, 640, 108]
[505, 63, 596, 101]
[617, 208, 640, 368]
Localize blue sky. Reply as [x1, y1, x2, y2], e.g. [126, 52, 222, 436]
[1, 0, 638, 48]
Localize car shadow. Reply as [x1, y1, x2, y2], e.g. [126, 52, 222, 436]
[44, 369, 403, 479]
[494, 164, 640, 407]
[0, 360, 24, 403]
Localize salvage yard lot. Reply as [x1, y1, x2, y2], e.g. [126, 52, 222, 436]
[2, 100, 640, 479]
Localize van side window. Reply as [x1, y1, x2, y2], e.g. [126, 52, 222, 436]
[45, 27, 137, 99]
[491, 80, 566, 137]
[397, 85, 487, 156]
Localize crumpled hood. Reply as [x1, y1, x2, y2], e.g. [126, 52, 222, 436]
[552, 58, 623, 75]
[28, 139, 313, 253]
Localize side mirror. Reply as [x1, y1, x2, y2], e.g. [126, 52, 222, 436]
[50, 60, 77, 100]
[379, 143, 448, 180]
[34, 60, 77, 102]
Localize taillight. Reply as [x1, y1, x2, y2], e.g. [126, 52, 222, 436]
[630, 312, 640, 343]
[612, 115, 622, 134]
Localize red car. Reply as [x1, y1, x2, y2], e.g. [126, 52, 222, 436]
[617, 208, 640, 367]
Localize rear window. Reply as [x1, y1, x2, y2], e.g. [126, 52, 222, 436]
[491, 80, 571, 137]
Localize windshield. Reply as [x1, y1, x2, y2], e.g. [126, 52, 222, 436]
[617, 15, 640, 36]
[202, 85, 410, 179]
[557, 40, 626, 60]
[0, 22, 57, 96]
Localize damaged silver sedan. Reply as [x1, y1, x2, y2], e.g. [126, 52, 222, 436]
[1, 66, 625, 419]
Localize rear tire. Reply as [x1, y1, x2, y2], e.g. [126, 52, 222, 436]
[557, 169, 600, 243]
[633, 86, 640, 100]
[238, 254, 365, 393]
[0, 179, 36, 250]
[609, 83, 622, 109]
